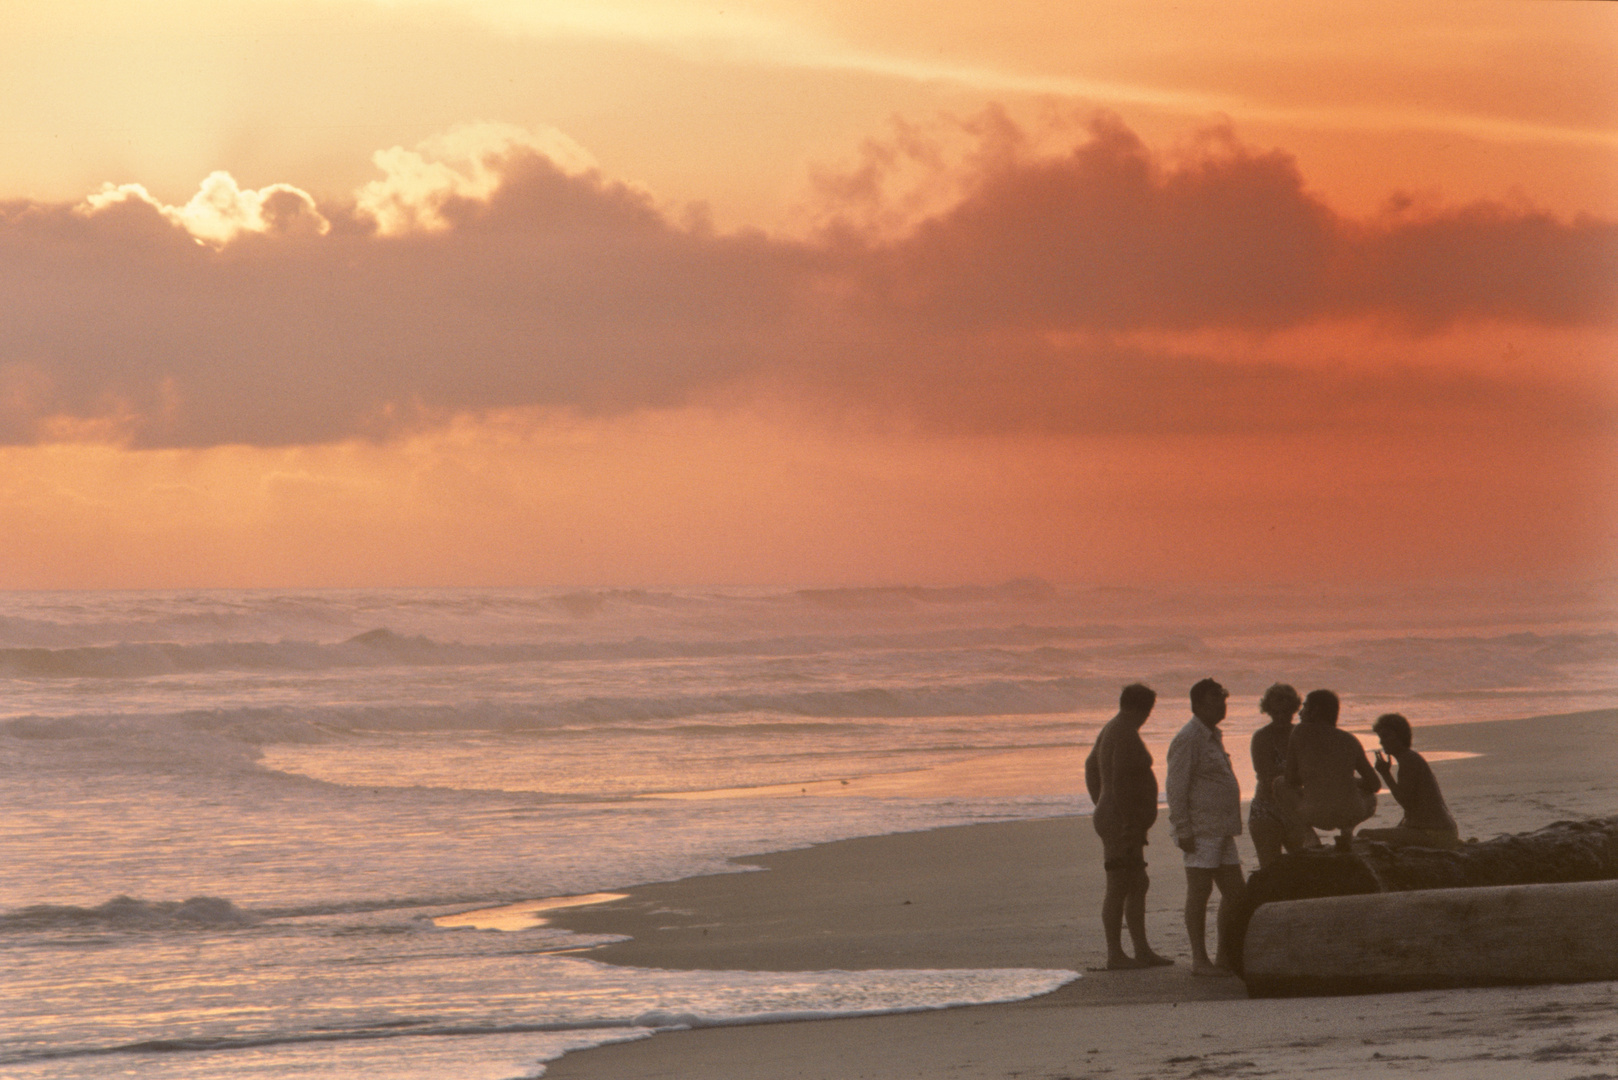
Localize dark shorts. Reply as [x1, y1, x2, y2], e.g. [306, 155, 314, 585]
[1101, 831, 1148, 872]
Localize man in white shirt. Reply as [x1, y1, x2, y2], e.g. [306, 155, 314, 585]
[1166, 678, 1246, 976]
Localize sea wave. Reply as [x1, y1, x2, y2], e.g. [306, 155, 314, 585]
[0, 963, 1077, 1068]
[0, 582, 1068, 652]
[791, 579, 1059, 608]
[0, 629, 534, 678]
[0, 677, 1104, 744]
[2, 623, 1612, 694]
[0, 896, 257, 932]
[0, 624, 1132, 679]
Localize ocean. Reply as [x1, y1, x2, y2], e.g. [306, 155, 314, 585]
[2, 580, 1615, 1078]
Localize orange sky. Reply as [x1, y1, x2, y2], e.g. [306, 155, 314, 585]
[0, 0, 1614, 588]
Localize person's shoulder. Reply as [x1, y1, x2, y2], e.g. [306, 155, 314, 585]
[1169, 718, 1202, 744]
[1107, 722, 1146, 751]
[1289, 722, 1327, 750]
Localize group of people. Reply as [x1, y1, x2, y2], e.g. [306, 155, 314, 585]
[1083, 678, 1461, 974]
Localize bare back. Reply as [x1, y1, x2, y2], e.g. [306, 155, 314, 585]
[1285, 722, 1377, 832]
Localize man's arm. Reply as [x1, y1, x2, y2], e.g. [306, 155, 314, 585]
[1353, 747, 1381, 794]
[1251, 728, 1279, 788]
[1085, 744, 1102, 804]
[1164, 731, 1194, 848]
[1374, 751, 1407, 807]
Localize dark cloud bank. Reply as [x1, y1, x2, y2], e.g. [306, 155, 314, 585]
[0, 114, 1612, 448]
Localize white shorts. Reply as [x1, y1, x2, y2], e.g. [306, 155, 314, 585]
[1182, 836, 1241, 870]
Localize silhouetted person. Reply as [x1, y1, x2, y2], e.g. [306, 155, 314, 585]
[1362, 712, 1462, 849]
[1277, 689, 1379, 851]
[1166, 678, 1245, 976]
[1085, 683, 1174, 969]
[1248, 683, 1319, 867]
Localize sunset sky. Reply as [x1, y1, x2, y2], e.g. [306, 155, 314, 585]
[1, 0, 1614, 589]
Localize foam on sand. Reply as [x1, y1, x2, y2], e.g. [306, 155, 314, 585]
[435, 893, 630, 932]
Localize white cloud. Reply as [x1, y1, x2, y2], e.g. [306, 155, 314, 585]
[355, 121, 599, 235]
[82, 173, 329, 246]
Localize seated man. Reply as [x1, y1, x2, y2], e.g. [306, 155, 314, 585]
[1276, 689, 1379, 851]
[1361, 712, 1463, 850]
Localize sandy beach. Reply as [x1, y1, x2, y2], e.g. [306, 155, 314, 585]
[546, 709, 1618, 1079]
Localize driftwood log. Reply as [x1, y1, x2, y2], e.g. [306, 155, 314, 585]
[1236, 816, 1618, 996]
[1243, 880, 1618, 996]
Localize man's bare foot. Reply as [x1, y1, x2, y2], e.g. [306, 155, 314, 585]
[1191, 960, 1237, 977]
[1134, 951, 1175, 967]
[1104, 954, 1144, 970]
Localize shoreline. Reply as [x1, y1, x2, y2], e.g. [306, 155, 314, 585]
[544, 708, 1618, 1078]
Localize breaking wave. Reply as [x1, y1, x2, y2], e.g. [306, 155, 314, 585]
[0, 896, 257, 932]
[4, 625, 1613, 687]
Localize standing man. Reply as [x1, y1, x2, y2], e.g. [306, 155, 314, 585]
[1166, 678, 1245, 976]
[1085, 683, 1174, 969]
[1248, 683, 1318, 867]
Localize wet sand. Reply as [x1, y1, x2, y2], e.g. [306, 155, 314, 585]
[546, 709, 1618, 1079]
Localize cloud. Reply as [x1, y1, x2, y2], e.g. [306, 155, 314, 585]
[83, 173, 329, 247]
[856, 113, 1617, 332]
[0, 114, 1612, 448]
[355, 122, 600, 235]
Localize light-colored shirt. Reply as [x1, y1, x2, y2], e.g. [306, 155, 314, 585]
[1166, 717, 1243, 841]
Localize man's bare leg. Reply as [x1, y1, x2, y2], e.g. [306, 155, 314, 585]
[1104, 868, 1172, 968]
[1125, 869, 1173, 966]
[1101, 868, 1134, 968]
[1183, 868, 1220, 974]
[1284, 822, 1322, 854]
[1335, 791, 1379, 850]
[1211, 863, 1247, 971]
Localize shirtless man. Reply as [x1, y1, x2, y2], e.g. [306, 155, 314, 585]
[1085, 683, 1174, 969]
[1278, 689, 1380, 851]
[1362, 712, 1462, 849]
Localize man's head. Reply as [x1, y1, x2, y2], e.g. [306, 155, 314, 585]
[1119, 682, 1157, 721]
[1190, 678, 1228, 724]
[1373, 712, 1412, 753]
[1259, 683, 1301, 721]
[1300, 689, 1341, 726]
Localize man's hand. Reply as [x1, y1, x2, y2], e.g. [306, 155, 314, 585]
[1177, 834, 1197, 853]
